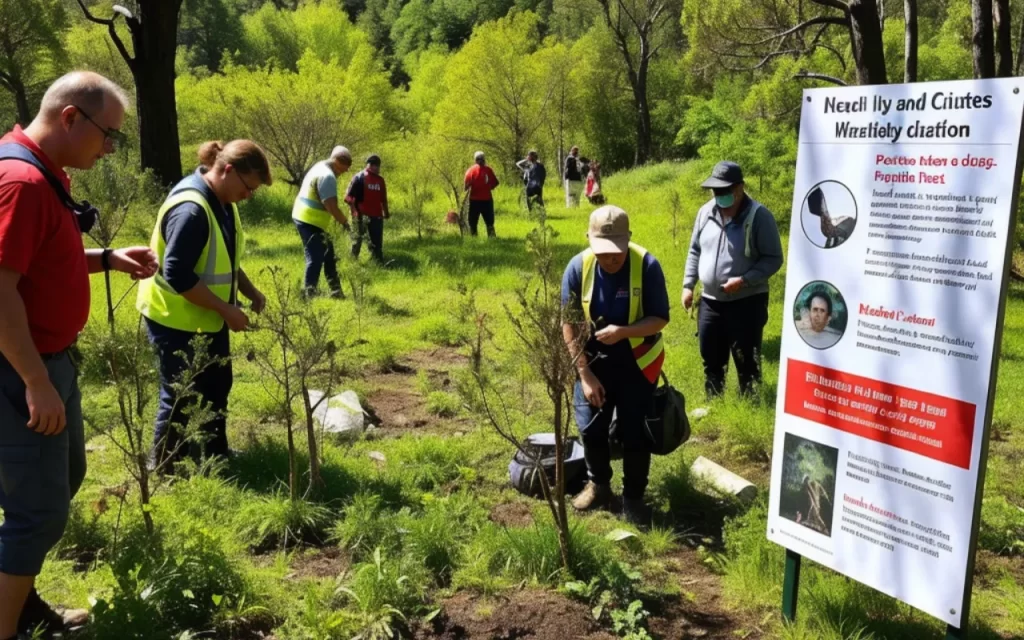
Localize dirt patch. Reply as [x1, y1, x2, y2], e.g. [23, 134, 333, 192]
[974, 549, 1024, 588]
[645, 549, 764, 639]
[489, 502, 535, 528]
[414, 589, 617, 640]
[362, 347, 472, 436]
[286, 547, 351, 580]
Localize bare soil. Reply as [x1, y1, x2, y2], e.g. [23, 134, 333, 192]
[489, 502, 535, 528]
[362, 347, 472, 436]
[286, 546, 351, 580]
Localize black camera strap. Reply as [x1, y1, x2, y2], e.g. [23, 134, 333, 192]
[0, 143, 99, 233]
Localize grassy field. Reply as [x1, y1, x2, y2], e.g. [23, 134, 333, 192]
[36, 161, 1024, 639]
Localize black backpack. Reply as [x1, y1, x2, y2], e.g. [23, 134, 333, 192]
[0, 143, 98, 233]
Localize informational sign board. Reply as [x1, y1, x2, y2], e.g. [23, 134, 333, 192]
[767, 78, 1024, 627]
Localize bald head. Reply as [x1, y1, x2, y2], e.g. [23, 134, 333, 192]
[39, 71, 130, 121]
[330, 145, 352, 163]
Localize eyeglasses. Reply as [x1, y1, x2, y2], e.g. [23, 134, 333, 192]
[234, 169, 258, 195]
[73, 105, 127, 147]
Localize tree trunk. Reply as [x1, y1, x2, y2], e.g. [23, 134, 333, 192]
[904, 0, 918, 83]
[551, 391, 570, 571]
[847, 0, 889, 84]
[971, 0, 996, 79]
[133, 1, 184, 186]
[993, 0, 1012, 77]
[1016, 12, 1024, 75]
[301, 383, 324, 491]
[286, 421, 298, 501]
[9, 77, 31, 126]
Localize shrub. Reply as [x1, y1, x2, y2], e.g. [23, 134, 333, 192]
[238, 493, 336, 551]
[425, 391, 460, 417]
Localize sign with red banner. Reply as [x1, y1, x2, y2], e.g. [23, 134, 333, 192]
[766, 77, 1024, 628]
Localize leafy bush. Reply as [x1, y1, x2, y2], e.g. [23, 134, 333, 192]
[89, 522, 252, 639]
[331, 493, 406, 561]
[425, 391, 460, 417]
[238, 493, 336, 551]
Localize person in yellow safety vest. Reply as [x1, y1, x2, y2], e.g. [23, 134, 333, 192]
[560, 206, 670, 528]
[136, 139, 272, 473]
[292, 146, 352, 298]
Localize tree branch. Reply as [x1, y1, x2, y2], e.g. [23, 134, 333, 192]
[794, 71, 849, 85]
[75, 0, 135, 68]
[746, 16, 848, 46]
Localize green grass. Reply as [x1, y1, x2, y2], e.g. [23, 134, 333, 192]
[40, 162, 1024, 639]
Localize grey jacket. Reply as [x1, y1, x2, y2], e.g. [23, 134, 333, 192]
[683, 196, 784, 301]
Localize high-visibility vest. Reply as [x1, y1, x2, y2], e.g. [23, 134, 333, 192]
[580, 242, 665, 383]
[137, 190, 243, 333]
[292, 161, 335, 230]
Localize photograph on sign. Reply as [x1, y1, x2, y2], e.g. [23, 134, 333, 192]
[801, 180, 858, 249]
[793, 281, 848, 350]
[766, 77, 1024, 629]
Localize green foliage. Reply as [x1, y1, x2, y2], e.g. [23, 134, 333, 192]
[610, 600, 653, 640]
[414, 314, 465, 346]
[238, 492, 336, 550]
[331, 493, 406, 561]
[979, 495, 1024, 556]
[335, 547, 430, 638]
[0, 0, 68, 125]
[425, 390, 460, 417]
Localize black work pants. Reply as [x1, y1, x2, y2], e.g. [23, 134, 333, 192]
[573, 357, 654, 500]
[697, 293, 769, 398]
[351, 215, 384, 263]
[468, 200, 495, 236]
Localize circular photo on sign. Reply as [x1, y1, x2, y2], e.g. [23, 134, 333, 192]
[800, 180, 858, 249]
[794, 281, 847, 350]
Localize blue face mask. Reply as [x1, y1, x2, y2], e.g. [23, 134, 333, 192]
[715, 192, 735, 209]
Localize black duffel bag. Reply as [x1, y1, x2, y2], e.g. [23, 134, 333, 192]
[610, 372, 690, 457]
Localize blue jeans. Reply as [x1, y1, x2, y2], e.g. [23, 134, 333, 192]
[146, 318, 232, 467]
[0, 351, 84, 576]
[351, 215, 384, 263]
[573, 358, 654, 500]
[295, 220, 341, 294]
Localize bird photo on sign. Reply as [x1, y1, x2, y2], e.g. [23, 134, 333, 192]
[801, 181, 858, 249]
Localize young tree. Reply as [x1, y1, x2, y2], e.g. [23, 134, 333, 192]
[595, 0, 682, 164]
[250, 266, 345, 496]
[76, 0, 185, 186]
[0, 0, 68, 125]
[83, 322, 221, 536]
[470, 222, 588, 571]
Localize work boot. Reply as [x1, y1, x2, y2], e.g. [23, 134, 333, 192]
[572, 481, 611, 512]
[622, 498, 652, 529]
[328, 288, 345, 300]
[18, 588, 88, 636]
[486, 225, 496, 238]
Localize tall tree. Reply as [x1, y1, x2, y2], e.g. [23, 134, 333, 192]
[971, 0, 995, 78]
[77, 1, 184, 186]
[0, 0, 68, 125]
[993, 0, 1012, 77]
[904, 0, 917, 82]
[595, 0, 681, 165]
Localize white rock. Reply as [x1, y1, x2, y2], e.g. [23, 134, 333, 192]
[308, 389, 365, 439]
[690, 407, 709, 419]
[690, 456, 758, 504]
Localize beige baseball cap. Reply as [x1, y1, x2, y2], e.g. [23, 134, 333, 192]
[587, 205, 631, 253]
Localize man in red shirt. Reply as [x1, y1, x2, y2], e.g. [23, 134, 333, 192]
[0, 71, 158, 639]
[464, 150, 500, 237]
[346, 154, 390, 264]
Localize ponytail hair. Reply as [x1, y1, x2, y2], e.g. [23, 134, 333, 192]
[197, 139, 273, 186]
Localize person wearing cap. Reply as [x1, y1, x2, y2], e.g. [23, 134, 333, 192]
[515, 150, 546, 213]
[464, 151, 499, 237]
[561, 205, 670, 526]
[563, 146, 583, 208]
[345, 154, 389, 264]
[292, 146, 352, 298]
[683, 160, 783, 398]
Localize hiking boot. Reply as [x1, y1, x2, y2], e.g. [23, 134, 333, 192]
[572, 482, 611, 512]
[622, 498, 652, 529]
[328, 288, 345, 300]
[18, 588, 88, 636]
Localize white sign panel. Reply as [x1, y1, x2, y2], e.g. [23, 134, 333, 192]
[767, 78, 1024, 627]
